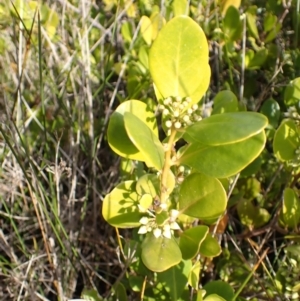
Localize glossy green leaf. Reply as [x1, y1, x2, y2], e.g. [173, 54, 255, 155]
[178, 173, 227, 220]
[107, 100, 158, 161]
[121, 21, 133, 42]
[247, 48, 268, 69]
[156, 210, 169, 226]
[260, 99, 280, 128]
[199, 233, 221, 257]
[149, 16, 210, 106]
[179, 131, 266, 178]
[246, 7, 259, 40]
[184, 112, 267, 146]
[196, 290, 205, 301]
[138, 45, 149, 69]
[102, 181, 142, 228]
[237, 198, 271, 228]
[203, 280, 234, 301]
[81, 288, 103, 301]
[179, 225, 209, 259]
[264, 13, 277, 32]
[212, 90, 239, 114]
[223, 6, 242, 42]
[124, 112, 164, 170]
[239, 177, 261, 199]
[141, 234, 182, 272]
[284, 77, 300, 107]
[129, 275, 144, 292]
[280, 188, 300, 228]
[273, 119, 300, 161]
[113, 283, 128, 301]
[265, 23, 281, 43]
[157, 260, 192, 301]
[204, 294, 226, 301]
[188, 261, 201, 289]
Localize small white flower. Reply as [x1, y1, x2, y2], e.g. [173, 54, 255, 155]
[139, 217, 149, 225]
[187, 108, 193, 115]
[183, 115, 190, 122]
[170, 222, 181, 230]
[176, 96, 182, 102]
[164, 98, 171, 105]
[169, 209, 180, 220]
[163, 108, 169, 115]
[185, 97, 191, 103]
[159, 203, 168, 210]
[153, 228, 162, 238]
[172, 102, 179, 108]
[178, 165, 185, 172]
[192, 104, 198, 111]
[174, 121, 181, 129]
[163, 224, 171, 231]
[174, 110, 180, 117]
[163, 228, 172, 239]
[138, 225, 148, 234]
[165, 120, 172, 128]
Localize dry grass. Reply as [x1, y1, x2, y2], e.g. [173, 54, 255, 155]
[0, 0, 128, 299]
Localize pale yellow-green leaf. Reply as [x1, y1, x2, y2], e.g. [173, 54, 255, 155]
[220, 0, 241, 16]
[172, 0, 189, 16]
[140, 16, 152, 45]
[150, 12, 165, 40]
[149, 16, 210, 106]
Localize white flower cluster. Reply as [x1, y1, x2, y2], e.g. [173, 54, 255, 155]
[138, 209, 180, 239]
[158, 96, 202, 135]
[285, 106, 300, 122]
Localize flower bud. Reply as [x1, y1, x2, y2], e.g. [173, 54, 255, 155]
[174, 121, 181, 129]
[183, 115, 190, 122]
[165, 120, 172, 128]
[164, 97, 171, 105]
[174, 110, 180, 117]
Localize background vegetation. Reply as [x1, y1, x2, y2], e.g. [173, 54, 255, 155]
[1, 0, 300, 300]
